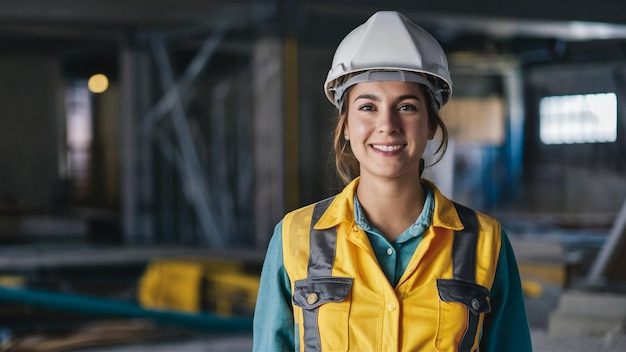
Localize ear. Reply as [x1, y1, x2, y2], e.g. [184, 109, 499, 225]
[343, 123, 350, 140]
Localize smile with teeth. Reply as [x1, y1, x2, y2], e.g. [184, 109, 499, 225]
[371, 144, 404, 152]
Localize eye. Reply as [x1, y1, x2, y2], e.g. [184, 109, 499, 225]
[398, 104, 418, 112]
[358, 103, 376, 111]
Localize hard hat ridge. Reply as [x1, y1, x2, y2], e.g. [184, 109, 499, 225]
[351, 12, 425, 69]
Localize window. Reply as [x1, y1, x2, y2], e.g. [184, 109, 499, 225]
[539, 93, 618, 144]
[65, 81, 93, 197]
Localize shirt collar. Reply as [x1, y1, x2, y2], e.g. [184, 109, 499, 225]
[421, 179, 464, 231]
[353, 184, 434, 242]
[313, 178, 360, 230]
[314, 177, 464, 232]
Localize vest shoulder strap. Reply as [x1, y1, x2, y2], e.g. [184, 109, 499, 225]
[451, 201, 479, 282]
[307, 196, 337, 277]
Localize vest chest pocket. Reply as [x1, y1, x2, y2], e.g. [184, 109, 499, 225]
[293, 277, 353, 351]
[436, 279, 491, 314]
[435, 279, 491, 352]
[293, 276, 353, 308]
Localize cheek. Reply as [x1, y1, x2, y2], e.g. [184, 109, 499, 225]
[346, 117, 371, 138]
[407, 119, 431, 137]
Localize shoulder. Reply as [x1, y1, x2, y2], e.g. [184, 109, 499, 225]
[284, 195, 338, 222]
[281, 196, 336, 241]
[474, 209, 502, 233]
[283, 200, 323, 224]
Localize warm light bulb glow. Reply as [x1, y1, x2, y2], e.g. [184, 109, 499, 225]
[88, 73, 109, 93]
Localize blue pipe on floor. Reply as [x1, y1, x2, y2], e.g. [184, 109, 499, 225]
[0, 285, 252, 332]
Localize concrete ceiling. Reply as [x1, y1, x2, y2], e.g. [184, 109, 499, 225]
[1, 0, 626, 63]
[1, 1, 625, 39]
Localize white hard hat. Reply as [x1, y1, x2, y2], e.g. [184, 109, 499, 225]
[324, 11, 452, 109]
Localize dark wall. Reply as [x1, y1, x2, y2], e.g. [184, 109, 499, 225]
[0, 54, 62, 211]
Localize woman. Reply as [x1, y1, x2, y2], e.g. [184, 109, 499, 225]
[253, 11, 532, 352]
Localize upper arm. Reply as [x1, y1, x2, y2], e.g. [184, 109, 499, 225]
[480, 230, 533, 352]
[253, 222, 295, 352]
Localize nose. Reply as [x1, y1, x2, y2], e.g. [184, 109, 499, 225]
[377, 108, 400, 134]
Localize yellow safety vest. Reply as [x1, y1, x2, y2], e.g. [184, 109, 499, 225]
[282, 178, 502, 352]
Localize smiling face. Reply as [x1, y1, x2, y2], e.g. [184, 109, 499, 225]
[344, 80, 434, 182]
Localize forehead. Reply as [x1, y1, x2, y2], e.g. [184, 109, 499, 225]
[348, 80, 426, 100]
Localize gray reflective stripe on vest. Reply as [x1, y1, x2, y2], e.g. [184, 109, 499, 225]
[452, 202, 480, 352]
[303, 196, 336, 351]
[452, 202, 478, 282]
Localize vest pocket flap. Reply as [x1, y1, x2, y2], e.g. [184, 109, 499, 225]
[436, 279, 491, 315]
[292, 277, 353, 310]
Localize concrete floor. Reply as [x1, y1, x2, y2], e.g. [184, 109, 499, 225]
[77, 331, 626, 352]
[78, 335, 253, 352]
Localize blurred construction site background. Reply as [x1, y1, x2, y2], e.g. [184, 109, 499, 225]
[1, 1, 626, 351]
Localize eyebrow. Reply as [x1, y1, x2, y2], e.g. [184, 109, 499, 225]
[396, 94, 423, 102]
[353, 93, 423, 103]
[354, 93, 379, 102]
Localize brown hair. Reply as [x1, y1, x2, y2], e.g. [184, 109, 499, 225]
[331, 73, 449, 185]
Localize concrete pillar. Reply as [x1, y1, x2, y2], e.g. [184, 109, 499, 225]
[252, 38, 285, 246]
[119, 40, 152, 244]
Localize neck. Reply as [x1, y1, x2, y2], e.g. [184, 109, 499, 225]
[356, 175, 426, 242]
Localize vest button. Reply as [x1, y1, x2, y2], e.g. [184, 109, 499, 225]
[307, 292, 318, 305]
[387, 302, 396, 311]
[471, 298, 480, 311]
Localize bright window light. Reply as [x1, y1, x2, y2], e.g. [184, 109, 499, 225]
[539, 93, 618, 144]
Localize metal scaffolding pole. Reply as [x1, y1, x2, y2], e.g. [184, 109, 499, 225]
[141, 23, 229, 132]
[586, 199, 626, 286]
[210, 79, 237, 241]
[133, 3, 275, 247]
[120, 38, 152, 244]
[139, 25, 229, 247]
[149, 33, 227, 248]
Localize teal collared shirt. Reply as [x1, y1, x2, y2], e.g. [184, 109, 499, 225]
[253, 184, 533, 352]
[353, 185, 433, 287]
